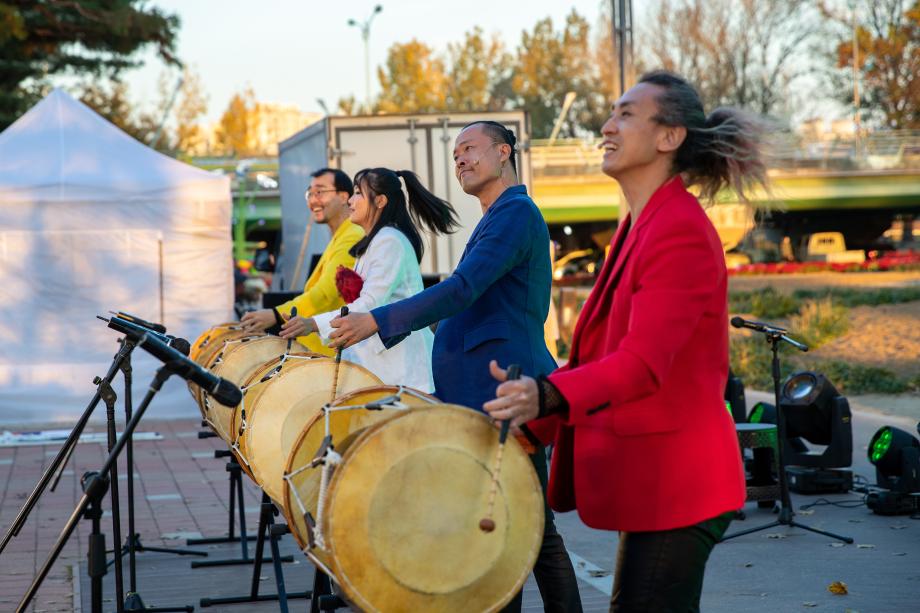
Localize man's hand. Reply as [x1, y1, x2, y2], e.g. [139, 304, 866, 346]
[240, 309, 276, 333]
[279, 316, 315, 340]
[328, 312, 378, 348]
[482, 360, 539, 435]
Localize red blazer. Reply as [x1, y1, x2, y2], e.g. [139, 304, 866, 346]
[530, 176, 745, 532]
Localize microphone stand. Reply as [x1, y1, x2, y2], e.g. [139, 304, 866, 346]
[722, 324, 852, 544]
[113, 337, 198, 613]
[17, 363, 180, 613]
[0, 339, 136, 557]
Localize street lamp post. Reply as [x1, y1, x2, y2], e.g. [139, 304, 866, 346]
[348, 4, 383, 113]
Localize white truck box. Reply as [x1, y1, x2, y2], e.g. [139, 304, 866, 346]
[274, 111, 531, 291]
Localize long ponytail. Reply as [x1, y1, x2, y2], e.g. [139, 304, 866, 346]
[639, 70, 770, 205]
[350, 168, 459, 262]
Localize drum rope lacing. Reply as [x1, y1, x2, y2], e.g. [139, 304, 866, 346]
[284, 386, 421, 553]
[229, 351, 319, 467]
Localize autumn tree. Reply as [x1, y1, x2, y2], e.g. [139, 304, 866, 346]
[831, 0, 920, 128]
[78, 76, 173, 150]
[174, 66, 209, 154]
[512, 10, 609, 138]
[376, 40, 448, 113]
[215, 87, 260, 156]
[445, 27, 514, 112]
[641, 0, 819, 118]
[0, 0, 180, 129]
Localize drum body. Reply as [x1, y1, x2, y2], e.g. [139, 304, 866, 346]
[187, 324, 253, 415]
[283, 385, 438, 552]
[203, 336, 312, 442]
[244, 358, 380, 505]
[296, 405, 545, 613]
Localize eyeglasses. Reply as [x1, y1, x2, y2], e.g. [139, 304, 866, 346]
[305, 188, 339, 200]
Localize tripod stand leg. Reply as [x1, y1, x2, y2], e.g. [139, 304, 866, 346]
[789, 520, 854, 544]
[185, 459, 257, 547]
[198, 494, 309, 608]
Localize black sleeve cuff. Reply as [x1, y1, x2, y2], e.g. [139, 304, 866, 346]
[537, 374, 569, 418]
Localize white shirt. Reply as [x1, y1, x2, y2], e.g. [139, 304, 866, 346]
[313, 226, 435, 393]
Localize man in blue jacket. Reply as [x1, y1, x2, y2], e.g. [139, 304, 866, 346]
[330, 120, 582, 613]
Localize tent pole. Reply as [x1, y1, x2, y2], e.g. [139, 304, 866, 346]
[158, 236, 165, 325]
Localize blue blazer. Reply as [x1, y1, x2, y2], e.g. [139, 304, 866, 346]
[372, 185, 557, 412]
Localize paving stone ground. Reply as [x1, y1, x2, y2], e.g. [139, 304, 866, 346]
[1, 391, 918, 612]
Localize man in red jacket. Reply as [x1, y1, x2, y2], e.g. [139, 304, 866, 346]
[485, 71, 771, 611]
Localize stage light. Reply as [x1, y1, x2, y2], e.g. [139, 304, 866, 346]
[777, 371, 852, 470]
[780, 372, 841, 445]
[868, 426, 920, 493]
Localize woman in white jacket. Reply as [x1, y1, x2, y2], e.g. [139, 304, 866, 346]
[279, 167, 458, 392]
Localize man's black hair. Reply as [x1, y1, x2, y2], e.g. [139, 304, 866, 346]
[461, 121, 517, 174]
[311, 167, 354, 196]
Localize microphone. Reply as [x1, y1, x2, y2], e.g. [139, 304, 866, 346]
[102, 318, 243, 406]
[730, 316, 787, 333]
[99, 316, 191, 356]
[731, 316, 808, 351]
[110, 311, 167, 334]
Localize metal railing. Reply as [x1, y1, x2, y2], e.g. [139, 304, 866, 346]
[530, 130, 920, 178]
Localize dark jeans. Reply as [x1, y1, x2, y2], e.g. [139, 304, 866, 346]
[502, 447, 583, 613]
[609, 511, 734, 613]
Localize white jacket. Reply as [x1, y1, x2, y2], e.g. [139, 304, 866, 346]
[313, 226, 434, 393]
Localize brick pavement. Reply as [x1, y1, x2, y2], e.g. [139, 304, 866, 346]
[1, 418, 606, 612]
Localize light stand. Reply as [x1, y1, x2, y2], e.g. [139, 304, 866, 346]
[17, 365, 177, 613]
[722, 323, 853, 544]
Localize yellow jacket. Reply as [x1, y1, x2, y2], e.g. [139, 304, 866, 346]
[276, 219, 364, 355]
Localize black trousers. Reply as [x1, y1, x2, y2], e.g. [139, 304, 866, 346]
[502, 447, 583, 613]
[609, 511, 734, 613]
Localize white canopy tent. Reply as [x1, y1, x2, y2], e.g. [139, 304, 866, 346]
[0, 89, 233, 423]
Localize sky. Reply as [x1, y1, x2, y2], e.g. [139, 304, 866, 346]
[122, 0, 616, 124]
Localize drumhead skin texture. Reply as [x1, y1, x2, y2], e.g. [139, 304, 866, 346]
[245, 358, 381, 505]
[284, 385, 438, 551]
[204, 336, 312, 442]
[318, 405, 544, 613]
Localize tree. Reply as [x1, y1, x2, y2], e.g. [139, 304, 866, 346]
[215, 87, 260, 156]
[832, 0, 920, 128]
[174, 66, 209, 154]
[0, 0, 180, 130]
[641, 0, 819, 118]
[512, 10, 609, 138]
[79, 78, 169, 148]
[376, 40, 448, 114]
[445, 27, 513, 112]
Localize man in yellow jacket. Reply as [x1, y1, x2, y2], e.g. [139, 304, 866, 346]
[241, 168, 364, 355]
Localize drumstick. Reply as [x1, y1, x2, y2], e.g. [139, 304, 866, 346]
[285, 306, 297, 354]
[480, 364, 521, 533]
[330, 306, 349, 403]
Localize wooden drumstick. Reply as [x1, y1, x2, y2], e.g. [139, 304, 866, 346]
[330, 306, 349, 403]
[480, 364, 521, 533]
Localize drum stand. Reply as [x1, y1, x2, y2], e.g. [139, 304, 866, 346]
[190, 458, 278, 569]
[106, 344, 199, 612]
[185, 446, 257, 554]
[16, 364, 189, 613]
[722, 327, 853, 544]
[309, 570, 346, 613]
[198, 493, 310, 611]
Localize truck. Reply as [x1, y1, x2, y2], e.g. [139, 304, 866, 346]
[272, 111, 532, 291]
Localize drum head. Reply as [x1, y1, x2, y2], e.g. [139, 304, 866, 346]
[205, 336, 312, 443]
[284, 385, 438, 551]
[245, 358, 381, 505]
[324, 405, 543, 612]
[188, 325, 255, 415]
